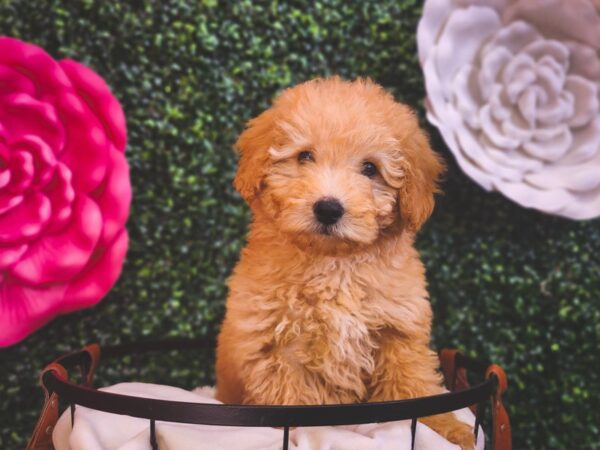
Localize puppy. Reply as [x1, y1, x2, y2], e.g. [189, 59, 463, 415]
[216, 77, 474, 449]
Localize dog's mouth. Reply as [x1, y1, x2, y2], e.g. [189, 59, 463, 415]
[284, 218, 382, 256]
[316, 223, 340, 236]
[318, 225, 332, 235]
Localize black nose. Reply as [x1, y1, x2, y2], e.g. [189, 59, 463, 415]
[313, 198, 344, 225]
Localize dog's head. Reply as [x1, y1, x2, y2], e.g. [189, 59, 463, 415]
[234, 77, 444, 254]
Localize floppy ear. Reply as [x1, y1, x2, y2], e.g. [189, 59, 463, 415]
[234, 108, 279, 204]
[397, 122, 445, 232]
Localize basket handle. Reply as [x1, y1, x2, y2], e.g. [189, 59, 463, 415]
[80, 343, 101, 387]
[439, 350, 512, 450]
[439, 349, 471, 392]
[26, 344, 102, 450]
[439, 348, 474, 415]
[486, 364, 512, 450]
[25, 363, 67, 450]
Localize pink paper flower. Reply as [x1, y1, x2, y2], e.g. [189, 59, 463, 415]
[0, 37, 131, 346]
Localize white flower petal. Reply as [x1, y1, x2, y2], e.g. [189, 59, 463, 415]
[480, 104, 521, 148]
[427, 111, 495, 190]
[504, 0, 600, 50]
[457, 126, 525, 181]
[566, 75, 599, 128]
[435, 6, 502, 99]
[535, 63, 565, 101]
[478, 46, 513, 99]
[482, 20, 541, 55]
[522, 126, 573, 161]
[561, 117, 600, 164]
[502, 53, 535, 87]
[417, 0, 456, 63]
[494, 178, 571, 213]
[489, 85, 513, 121]
[525, 156, 600, 192]
[521, 39, 569, 69]
[423, 52, 456, 125]
[517, 87, 539, 127]
[452, 65, 483, 128]
[456, 0, 509, 9]
[501, 115, 533, 141]
[538, 55, 567, 83]
[481, 135, 544, 171]
[489, 149, 544, 172]
[506, 68, 536, 103]
[536, 91, 574, 126]
[565, 188, 600, 220]
[532, 122, 569, 142]
[567, 41, 600, 82]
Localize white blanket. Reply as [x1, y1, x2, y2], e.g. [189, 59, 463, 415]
[53, 383, 484, 450]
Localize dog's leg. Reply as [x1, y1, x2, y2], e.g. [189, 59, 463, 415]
[240, 349, 363, 406]
[369, 332, 475, 450]
[243, 357, 320, 405]
[217, 323, 334, 405]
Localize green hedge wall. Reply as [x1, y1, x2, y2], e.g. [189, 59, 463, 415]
[0, 1, 598, 449]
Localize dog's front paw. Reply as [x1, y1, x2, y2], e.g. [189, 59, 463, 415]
[445, 420, 475, 450]
[420, 414, 475, 450]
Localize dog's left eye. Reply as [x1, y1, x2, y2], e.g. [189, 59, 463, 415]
[361, 161, 377, 178]
[298, 150, 315, 163]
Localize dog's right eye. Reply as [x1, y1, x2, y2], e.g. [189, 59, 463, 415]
[298, 150, 315, 163]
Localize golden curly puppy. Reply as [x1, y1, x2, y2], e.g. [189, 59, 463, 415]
[216, 77, 474, 449]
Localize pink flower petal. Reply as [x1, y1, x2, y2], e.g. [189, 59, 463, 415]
[0, 142, 9, 188]
[0, 279, 67, 347]
[43, 162, 75, 233]
[0, 37, 72, 95]
[0, 139, 10, 163]
[0, 64, 36, 97]
[63, 228, 128, 312]
[0, 93, 65, 154]
[11, 135, 57, 188]
[60, 59, 127, 152]
[0, 192, 50, 243]
[92, 147, 131, 245]
[55, 91, 109, 193]
[0, 243, 27, 270]
[0, 169, 10, 189]
[0, 192, 23, 214]
[0, 169, 11, 189]
[11, 195, 102, 285]
[7, 150, 34, 193]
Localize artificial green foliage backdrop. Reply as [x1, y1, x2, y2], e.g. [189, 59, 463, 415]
[0, 1, 598, 449]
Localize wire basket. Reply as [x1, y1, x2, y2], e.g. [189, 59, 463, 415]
[26, 339, 511, 450]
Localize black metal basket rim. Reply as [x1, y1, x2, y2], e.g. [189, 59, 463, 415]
[42, 338, 498, 428]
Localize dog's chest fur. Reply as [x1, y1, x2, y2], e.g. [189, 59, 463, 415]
[229, 234, 431, 402]
[272, 258, 379, 398]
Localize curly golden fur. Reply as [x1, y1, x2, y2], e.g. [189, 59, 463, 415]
[215, 77, 474, 449]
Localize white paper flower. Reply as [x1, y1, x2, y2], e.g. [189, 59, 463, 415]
[418, 0, 600, 219]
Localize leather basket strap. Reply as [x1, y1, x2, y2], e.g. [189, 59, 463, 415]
[439, 349, 458, 390]
[439, 349, 475, 413]
[439, 349, 471, 392]
[26, 363, 68, 450]
[486, 364, 512, 450]
[81, 344, 101, 386]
